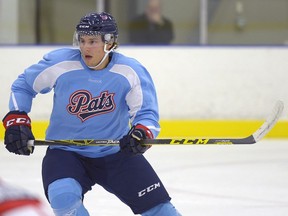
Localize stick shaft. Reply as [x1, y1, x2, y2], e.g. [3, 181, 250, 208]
[31, 100, 284, 147]
[32, 136, 255, 146]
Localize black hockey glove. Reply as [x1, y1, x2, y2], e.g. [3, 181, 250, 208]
[2, 111, 35, 155]
[120, 124, 153, 155]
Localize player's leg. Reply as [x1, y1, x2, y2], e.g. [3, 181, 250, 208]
[48, 178, 89, 216]
[42, 148, 92, 216]
[88, 152, 181, 215]
[141, 201, 182, 216]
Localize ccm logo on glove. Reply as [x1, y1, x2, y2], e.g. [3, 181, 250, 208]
[3, 115, 31, 128]
[2, 111, 34, 155]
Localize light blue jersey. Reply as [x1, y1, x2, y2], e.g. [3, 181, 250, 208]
[9, 48, 160, 157]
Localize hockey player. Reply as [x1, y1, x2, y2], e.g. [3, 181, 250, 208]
[2, 12, 181, 216]
[0, 179, 51, 216]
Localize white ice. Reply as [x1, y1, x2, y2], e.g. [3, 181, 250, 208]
[1, 139, 288, 216]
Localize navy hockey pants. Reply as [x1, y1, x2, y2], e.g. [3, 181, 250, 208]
[42, 148, 171, 214]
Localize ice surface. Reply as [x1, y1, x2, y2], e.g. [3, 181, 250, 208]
[1, 140, 288, 216]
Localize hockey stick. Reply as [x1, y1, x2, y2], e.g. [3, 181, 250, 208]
[30, 100, 284, 146]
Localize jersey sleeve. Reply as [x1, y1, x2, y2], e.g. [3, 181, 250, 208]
[126, 63, 161, 137]
[9, 71, 42, 113]
[8, 48, 82, 113]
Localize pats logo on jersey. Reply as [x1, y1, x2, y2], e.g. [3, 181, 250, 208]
[67, 90, 116, 122]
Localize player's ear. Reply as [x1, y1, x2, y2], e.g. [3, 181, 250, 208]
[106, 42, 113, 49]
[107, 42, 117, 51]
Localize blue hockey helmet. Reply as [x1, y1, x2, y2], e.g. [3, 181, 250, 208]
[74, 12, 118, 44]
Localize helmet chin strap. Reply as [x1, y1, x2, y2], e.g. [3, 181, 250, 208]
[86, 43, 116, 69]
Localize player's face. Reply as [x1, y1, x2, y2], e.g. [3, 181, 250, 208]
[79, 35, 107, 68]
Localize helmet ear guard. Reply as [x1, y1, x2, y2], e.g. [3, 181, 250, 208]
[104, 34, 113, 43]
[103, 34, 118, 50]
[72, 31, 80, 46]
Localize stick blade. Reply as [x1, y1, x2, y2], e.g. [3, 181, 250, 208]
[252, 100, 284, 142]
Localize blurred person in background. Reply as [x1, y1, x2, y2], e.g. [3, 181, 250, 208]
[0, 179, 51, 216]
[129, 0, 174, 44]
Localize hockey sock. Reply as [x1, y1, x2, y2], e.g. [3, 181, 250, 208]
[48, 178, 89, 216]
[141, 201, 182, 216]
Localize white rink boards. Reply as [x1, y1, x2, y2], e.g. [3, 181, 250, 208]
[1, 139, 288, 216]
